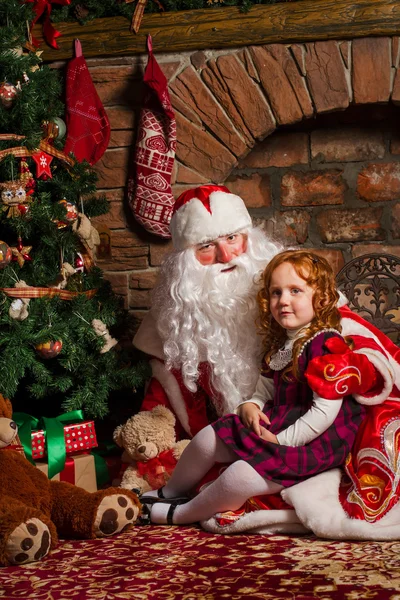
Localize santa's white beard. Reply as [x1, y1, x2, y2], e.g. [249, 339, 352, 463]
[152, 228, 281, 414]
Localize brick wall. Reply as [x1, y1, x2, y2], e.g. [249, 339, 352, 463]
[52, 36, 400, 329]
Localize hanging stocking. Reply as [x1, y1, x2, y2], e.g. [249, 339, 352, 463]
[127, 35, 176, 239]
[63, 39, 110, 165]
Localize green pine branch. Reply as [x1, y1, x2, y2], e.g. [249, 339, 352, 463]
[0, 0, 149, 421]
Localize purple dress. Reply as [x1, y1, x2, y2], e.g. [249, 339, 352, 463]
[212, 331, 366, 488]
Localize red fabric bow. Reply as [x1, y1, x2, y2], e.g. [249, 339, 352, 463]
[25, 0, 71, 49]
[136, 449, 177, 489]
[305, 337, 378, 399]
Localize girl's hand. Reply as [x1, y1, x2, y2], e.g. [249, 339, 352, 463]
[237, 402, 271, 436]
[259, 428, 279, 444]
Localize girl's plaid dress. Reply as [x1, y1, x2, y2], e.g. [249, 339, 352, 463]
[212, 331, 366, 487]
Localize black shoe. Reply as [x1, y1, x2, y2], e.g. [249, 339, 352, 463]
[166, 504, 177, 525]
[140, 487, 189, 506]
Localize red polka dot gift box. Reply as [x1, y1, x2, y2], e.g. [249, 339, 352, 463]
[31, 420, 98, 461]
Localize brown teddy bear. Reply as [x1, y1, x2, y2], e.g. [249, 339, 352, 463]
[0, 394, 142, 566]
[113, 406, 190, 494]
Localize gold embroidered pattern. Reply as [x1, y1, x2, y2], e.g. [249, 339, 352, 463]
[323, 363, 361, 395]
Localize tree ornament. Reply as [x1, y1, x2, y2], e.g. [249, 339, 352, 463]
[53, 199, 79, 229]
[74, 252, 85, 273]
[42, 117, 67, 142]
[35, 340, 63, 359]
[0, 180, 32, 218]
[9, 281, 31, 321]
[92, 319, 118, 353]
[96, 224, 112, 260]
[51, 262, 76, 289]
[0, 241, 12, 269]
[18, 158, 36, 196]
[11, 237, 33, 268]
[0, 82, 18, 109]
[72, 213, 100, 265]
[32, 151, 53, 179]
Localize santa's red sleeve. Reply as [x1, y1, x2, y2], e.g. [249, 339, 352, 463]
[141, 360, 211, 440]
[133, 313, 213, 439]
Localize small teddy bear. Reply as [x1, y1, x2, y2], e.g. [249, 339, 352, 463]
[113, 406, 190, 494]
[72, 212, 100, 255]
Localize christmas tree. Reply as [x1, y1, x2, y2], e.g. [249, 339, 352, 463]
[0, 0, 148, 421]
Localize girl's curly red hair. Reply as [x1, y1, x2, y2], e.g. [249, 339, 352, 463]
[257, 250, 341, 378]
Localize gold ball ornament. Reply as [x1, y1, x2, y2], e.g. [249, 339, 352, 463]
[0, 241, 12, 268]
[41, 117, 67, 141]
[35, 340, 63, 359]
[0, 82, 18, 108]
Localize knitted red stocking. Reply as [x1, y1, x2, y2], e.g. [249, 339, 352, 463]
[63, 39, 110, 165]
[127, 35, 176, 239]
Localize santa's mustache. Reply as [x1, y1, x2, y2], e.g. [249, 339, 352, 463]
[194, 251, 257, 279]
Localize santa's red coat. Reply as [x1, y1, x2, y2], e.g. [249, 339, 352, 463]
[133, 305, 400, 537]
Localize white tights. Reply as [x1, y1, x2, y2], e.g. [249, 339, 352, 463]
[150, 425, 283, 524]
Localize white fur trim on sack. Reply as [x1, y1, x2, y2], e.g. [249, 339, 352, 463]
[341, 316, 400, 400]
[283, 469, 400, 541]
[353, 347, 394, 405]
[170, 190, 252, 250]
[201, 508, 307, 536]
[150, 358, 192, 437]
[201, 469, 400, 540]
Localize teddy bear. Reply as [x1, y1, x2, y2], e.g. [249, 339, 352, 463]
[0, 394, 142, 566]
[113, 405, 190, 494]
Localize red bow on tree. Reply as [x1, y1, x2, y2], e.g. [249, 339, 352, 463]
[25, 0, 71, 49]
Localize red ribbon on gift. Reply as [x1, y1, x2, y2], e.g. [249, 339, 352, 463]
[25, 0, 71, 49]
[59, 456, 75, 484]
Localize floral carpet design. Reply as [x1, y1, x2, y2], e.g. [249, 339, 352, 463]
[1, 526, 400, 599]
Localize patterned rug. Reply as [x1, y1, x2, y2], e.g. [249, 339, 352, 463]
[1, 526, 399, 599]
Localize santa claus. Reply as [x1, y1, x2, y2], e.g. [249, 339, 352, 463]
[134, 184, 400, 540]
[133, 184, 282, 438]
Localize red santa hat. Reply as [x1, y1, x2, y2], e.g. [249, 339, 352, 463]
[170, 184, 252, 250]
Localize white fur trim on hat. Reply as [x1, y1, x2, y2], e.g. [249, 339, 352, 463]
[170, 190, 252, 250]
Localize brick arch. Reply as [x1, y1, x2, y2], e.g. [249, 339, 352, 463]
[170, 37, 397, 184]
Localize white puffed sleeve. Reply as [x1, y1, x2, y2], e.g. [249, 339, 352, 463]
[276, 394, 343, 446]
[235, 375, 275, 412]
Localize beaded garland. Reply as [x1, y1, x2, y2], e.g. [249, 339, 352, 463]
[269, 328, 341, 371]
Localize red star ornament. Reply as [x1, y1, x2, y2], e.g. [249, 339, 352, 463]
[32, 150, 53, 179]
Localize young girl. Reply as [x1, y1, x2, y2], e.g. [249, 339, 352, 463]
[141, 250, 372, 526]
